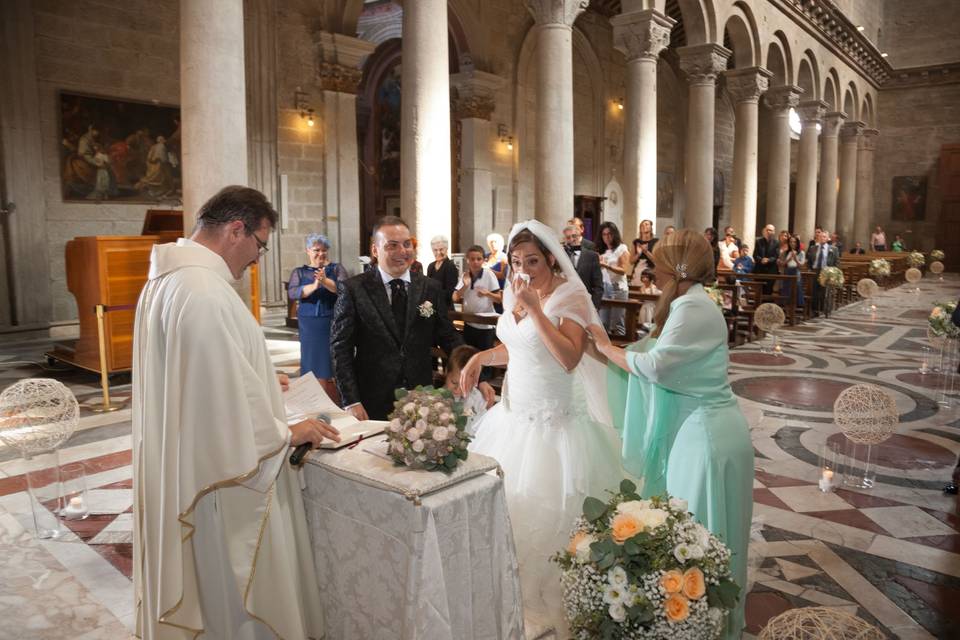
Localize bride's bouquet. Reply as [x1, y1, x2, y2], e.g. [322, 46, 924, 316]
[553, 480, 739, 640]
[869, 258, 891, 278]
[386, 386, 471, 472]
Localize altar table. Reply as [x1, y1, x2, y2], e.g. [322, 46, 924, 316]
[300, 438, 525, 640]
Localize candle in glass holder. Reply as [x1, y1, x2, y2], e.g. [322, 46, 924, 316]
[818, 469, 835, 492]
[62, 495, 88, 520]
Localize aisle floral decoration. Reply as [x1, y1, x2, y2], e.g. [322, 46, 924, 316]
[386, 386, 470, 471]
[930, 249, 945, 262]
[906, 251, 926, 268]
[929, 301, 959, 339]
[818, 266, 844, 288]
[704, 285, 725, 308]
[869, 259, 891, 278]
[553, 480, 740, 640]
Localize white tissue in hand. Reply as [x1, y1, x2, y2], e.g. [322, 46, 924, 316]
[517, 273, 530, 284]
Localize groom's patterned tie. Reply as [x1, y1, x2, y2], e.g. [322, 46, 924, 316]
[389, 278, 407, 337]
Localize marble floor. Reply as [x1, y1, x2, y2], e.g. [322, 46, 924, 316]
[0, 278, 957, 639]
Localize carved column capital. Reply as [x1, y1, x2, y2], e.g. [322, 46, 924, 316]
[677, 43, 731, 86]
[450, 69, 505, 120]
[821, 111, 847, 137]
[860, 128, 879, 151]
[315, 31, 376, 94]
[611, 9, 675, 62]
[797, 99, 827, 124]
[524, 0, 588, 26]
[763, 84, 803, 111]
[724, 66, 772, 104]
[840, 120, 865, 142]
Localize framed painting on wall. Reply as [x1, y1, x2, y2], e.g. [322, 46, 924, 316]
[891, 176, 927, 221]
[656, 171, 674, 218]
[59, 91, 182, 203]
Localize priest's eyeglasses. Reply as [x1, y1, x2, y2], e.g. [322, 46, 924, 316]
[252, 233, 270, 256]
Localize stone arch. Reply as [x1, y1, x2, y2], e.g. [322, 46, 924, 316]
[766, 31, 793, 85]
[843, 81, 859, 121]
[823, 68, 842, 111]
[797, 51, 819, 99]
[722, 12, 756, 68]
[862, 93, 875, 127]
[672, 0, 715, 45]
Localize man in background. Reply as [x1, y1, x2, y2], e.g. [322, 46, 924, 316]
[563, 223, 603, 309]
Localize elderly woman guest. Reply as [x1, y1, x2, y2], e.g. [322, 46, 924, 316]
[589, 229, 753, 640]
[483, 232, 509, 288]
[288, 233, 348, 401]
[427, 235, 460, 304]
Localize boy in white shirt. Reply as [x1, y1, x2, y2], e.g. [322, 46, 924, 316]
[453, 245, 502, 352]
[444, 345, 493, 436]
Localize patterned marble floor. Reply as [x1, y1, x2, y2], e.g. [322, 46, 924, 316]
[0, 279, 957, 639]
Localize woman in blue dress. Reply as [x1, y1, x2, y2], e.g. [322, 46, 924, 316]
[288, 233, 348, 401]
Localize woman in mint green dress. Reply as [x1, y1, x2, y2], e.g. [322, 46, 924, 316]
[589, 229, 753, 639]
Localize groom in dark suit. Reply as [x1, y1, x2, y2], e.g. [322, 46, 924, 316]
[331, 216, 466, 420]
[563, 223, 603, 309]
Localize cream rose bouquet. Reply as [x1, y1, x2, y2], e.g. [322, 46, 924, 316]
[930, 249, 945, 262]
[929, 301, 959, 339]
[869, 258, 891, 278]
[906, 251, 925, 268]
[386, 386, 471, 471]
[818, 266, 844, 288]
[553, 480, 740, 640]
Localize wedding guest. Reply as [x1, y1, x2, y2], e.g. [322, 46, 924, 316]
[563, 223, 603, 309]
[807, 226, 823, 253]
[892, 234, 905, 252]
[723, 225, 744, 250]
[288, 233, 349, 402]
[808, 229, 839, 315]
[849, 241, 866, 255]
[719, 227, 740, 270]
[831, 232, 844, 254]
[777, 230, 790, 256]
[133, 186, 334, 640]
[483, 232, 509, 289]
[444, 344, 492, 435]
[453, 245, 502, 353]
[427, 234, 459, 304]
[598, 221, 631, 336]
[630, 218, 658, 284]
[636, 270, 660, 325]
[871, 225, 887, 251]
[704, 227, 720, 275]
[753, 223, 780, 294]
[567, 216, 596, 251]
[662, 225, 676, 238]
[777, 235, 805, 308]
[733, 244, 755, 275]
[589, 229, 753, 640]
[409, 236, 424, 275]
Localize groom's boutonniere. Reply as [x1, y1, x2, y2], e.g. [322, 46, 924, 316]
[418, 301, 435, 318]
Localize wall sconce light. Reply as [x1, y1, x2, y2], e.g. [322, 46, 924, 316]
[295, 88, 315, 127]
[498, 124, 514, 151]
[616, 97, 624, 110]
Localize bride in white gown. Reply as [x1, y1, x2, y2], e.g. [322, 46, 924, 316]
[460, 220, 626, 637]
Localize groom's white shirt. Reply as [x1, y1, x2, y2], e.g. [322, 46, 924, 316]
[378, 264, 411, 303]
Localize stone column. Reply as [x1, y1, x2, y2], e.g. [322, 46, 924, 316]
[401, 0, 452, 265]
[611, 9, 675, 237]
[181, 0, 249, 230]
[317, 32, 375, 272]
[450, 69, 505, 248]
[816, 110, 846, 234]
[836, 120, 864, 245]
[677, 43, 731, 232]
[524, 0, 588, 231]
[763, 85, 802, 234]
[853, 129, 879, 247]
[725, 67, 771, 243]
[794, 100, 826, 241]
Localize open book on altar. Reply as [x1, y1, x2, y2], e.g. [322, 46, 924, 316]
[283, 372, 387, 449]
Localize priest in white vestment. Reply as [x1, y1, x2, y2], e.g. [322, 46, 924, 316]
[132, 186, 338, 640]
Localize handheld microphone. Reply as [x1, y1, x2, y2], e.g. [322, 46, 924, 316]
[289, 413, 331, 467]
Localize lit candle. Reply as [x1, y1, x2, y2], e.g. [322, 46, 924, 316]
[818, 469, 835, 492]
[63, 495, 88, 520]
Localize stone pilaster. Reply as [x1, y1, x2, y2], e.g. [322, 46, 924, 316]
[612, 8, 675, 238]
[763, 85, 803, 234]
[794, 100, 827, 240]
[677, 43, 731, 231]
[725, 67, 771, 242]
[816, 110, 846, 233]
[853, 129, 879, 247]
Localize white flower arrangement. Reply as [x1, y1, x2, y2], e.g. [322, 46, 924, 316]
[818, 266, 844, 288]
[703, 286, 724, 308]
[386, 386, 471, 472]
[869, 258, 891, 278]
[906, 251, 926, 268]
[930, 249, 945, 262]
[418, 301, 435, 318]
[553, 481, 739, 639]
[929, 301, 959, 339]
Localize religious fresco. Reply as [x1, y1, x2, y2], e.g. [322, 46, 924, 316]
[891, 175, 927, 221]
[59, 92, 182, 203]
[377, 66, 402, 193]
[656, 171, 674, 218]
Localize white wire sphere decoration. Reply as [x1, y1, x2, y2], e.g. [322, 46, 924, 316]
[758, 606, 885, 640]
[929, 261, 944, 274]
[755, 302, 786, 332]
[856, 278, 879, 299]
[905, 268, 922, 284]
[833, 383, 898, 445]
[0, 378, 79, 459]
